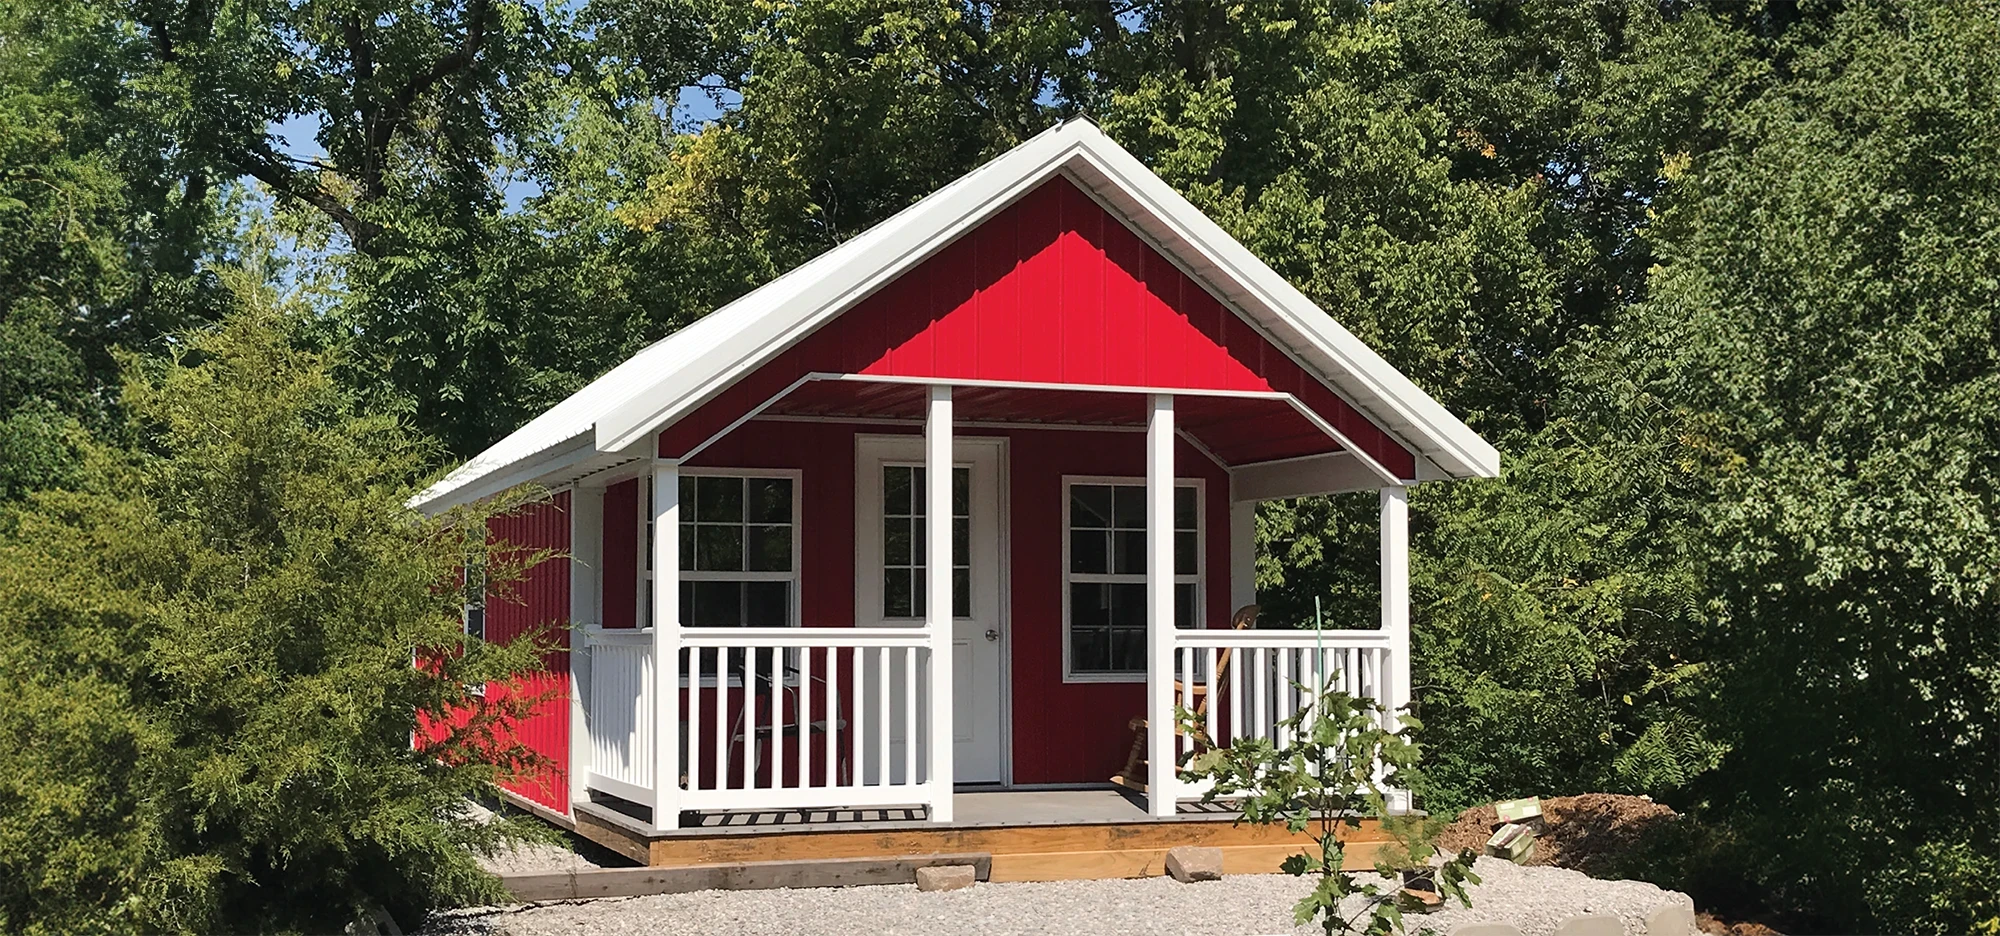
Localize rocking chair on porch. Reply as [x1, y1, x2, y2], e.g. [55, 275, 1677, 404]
[1108, 603, 1258, 794]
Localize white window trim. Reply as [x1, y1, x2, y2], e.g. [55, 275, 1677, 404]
[641, 467, 804, 688]
[462, 563, 487, 696]
[1061, 474, 1204, 684]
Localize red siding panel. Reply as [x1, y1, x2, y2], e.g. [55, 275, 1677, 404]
[485, 493, 572, 814]
[602, 479, 637, 629]
[658, 177, 1416, 478]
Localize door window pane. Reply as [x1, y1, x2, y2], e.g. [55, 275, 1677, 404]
[881, 465, 971, 619]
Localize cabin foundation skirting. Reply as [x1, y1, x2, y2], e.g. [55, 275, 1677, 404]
[565, 793, 1390, 882]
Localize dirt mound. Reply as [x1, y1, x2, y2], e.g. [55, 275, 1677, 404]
[1436, 793, 1679, 878]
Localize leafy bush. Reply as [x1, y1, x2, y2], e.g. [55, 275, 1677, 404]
[0, 283, 553, 934]
[1180, 685, 1479, 936]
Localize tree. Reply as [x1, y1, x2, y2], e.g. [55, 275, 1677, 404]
[1589, 2, 2000, 929]
[0, 279, 552, 934]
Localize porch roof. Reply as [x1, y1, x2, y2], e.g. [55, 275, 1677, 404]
[411, 119, 1499, 514]
[743, 377, 1348, 469]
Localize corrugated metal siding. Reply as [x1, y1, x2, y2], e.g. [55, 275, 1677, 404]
[485, 493, 573, 813]
[658, 176, 1415, 478]
[602, 479, 637, 629]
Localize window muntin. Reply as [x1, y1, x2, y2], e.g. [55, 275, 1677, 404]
[1065, 480, 1200, 677]
[880, 464, 970, 620]
[642, 473, 799, 630]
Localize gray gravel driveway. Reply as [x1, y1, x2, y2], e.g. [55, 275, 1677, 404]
[428, 857, 1692, 936]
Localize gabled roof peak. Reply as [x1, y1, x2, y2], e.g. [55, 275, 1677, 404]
[412, 119, 1496, 513]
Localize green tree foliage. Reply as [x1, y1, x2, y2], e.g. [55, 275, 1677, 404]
[0, 282, 550, 934]
[0, 0, 237, 497]
[1588, 3, 2000, 929]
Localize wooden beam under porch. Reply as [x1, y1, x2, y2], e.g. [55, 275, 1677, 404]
[562, 788, 1390, 882]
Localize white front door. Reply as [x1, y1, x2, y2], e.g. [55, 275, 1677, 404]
[856, 434, 1006, 784]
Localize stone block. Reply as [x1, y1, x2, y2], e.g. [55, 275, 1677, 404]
[1165, 846, 1223, 883]
[915, 864, 977, 892]
[1642, 900, 1698, 936]
[1449, 925, 1526, 936]
[1554, 914, 1626, 936]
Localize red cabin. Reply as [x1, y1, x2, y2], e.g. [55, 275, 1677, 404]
[413, 119, 1497, 842]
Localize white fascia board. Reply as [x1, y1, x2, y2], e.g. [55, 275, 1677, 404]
[1061, 136, 1501, 480]
[407, 432, 597, 514]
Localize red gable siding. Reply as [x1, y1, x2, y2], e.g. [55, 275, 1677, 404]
[659, 176, 1415, 478]
[485, 493, 572, 814]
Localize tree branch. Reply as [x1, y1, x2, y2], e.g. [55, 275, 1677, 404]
[373, 0, 492, 158]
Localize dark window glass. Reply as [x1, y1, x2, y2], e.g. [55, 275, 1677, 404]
[1066, 482, 1200, 674]
[882, 465, 971, 618]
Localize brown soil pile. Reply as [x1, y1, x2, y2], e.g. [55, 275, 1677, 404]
[1697, 912, 1783, 935]
[1436, 793, 1679, 878]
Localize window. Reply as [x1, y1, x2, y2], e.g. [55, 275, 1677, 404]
[1064, 479, 1200, 679]
[642, 472, 799, 629]
[462, 562, 487, 695]
[462, 563, 487, 641]
[880, 465, 970, 619]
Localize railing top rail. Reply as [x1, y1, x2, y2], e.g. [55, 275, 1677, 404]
[1172, 628, 1392, 647]
[679, 627, 933, 648]
[583, 628, 653, 646]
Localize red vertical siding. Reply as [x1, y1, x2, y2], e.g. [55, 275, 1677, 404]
[485, 493, 573, 814]
[656, 176, 1416, 479]
[602, 479, 637, 629]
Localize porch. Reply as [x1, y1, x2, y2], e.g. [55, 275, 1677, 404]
[562, 376, 1415, 832]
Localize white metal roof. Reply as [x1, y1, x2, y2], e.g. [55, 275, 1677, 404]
[410, 118, 1499, 513]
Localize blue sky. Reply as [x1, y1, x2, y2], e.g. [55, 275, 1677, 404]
[261, 81, 738, 213]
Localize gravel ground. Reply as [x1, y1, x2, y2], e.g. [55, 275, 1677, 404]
[429, 857, 1692, 936]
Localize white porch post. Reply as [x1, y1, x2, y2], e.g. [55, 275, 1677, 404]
[1379, 485, 1410, 728]
[567, 486, 605, 814]
[1380, 484, 1412, 813]
[925, 385, 955, 822]
[651, 462, 682, 831]
[1145, 393, 1177, 817]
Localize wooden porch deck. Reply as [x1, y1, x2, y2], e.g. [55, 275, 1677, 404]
[556, 787, 1390, 882]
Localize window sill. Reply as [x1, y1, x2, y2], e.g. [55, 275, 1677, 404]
[1062, 671, 1147, 685]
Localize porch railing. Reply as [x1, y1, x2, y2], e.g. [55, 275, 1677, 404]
[585, 629, 656, 806]
[583, 627, 939, 818]
[678, 627, 936, 812]
[1167, 628, 1396, 801]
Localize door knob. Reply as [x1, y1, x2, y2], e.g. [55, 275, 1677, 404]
[985, 629, 1000, 642]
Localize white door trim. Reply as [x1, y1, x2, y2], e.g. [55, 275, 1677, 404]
[854, 433, 1010, 785]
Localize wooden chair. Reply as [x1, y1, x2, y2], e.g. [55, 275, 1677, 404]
[1108, 604, 1258, 793]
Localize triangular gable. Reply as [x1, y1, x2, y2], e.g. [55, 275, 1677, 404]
[411, 120, 1497, 514]
[657, 176, 1415, 477]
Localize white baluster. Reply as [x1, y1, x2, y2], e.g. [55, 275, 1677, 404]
[903, 646, 917, 787]
[799, 643, 814, 789]
[826, 646, 841, 787]
[687, 646, 702, 791]
[876, 646, 890, 787]
[1204, 647, 1219, 749]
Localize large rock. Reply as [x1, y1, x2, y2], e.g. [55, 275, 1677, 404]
[1643, 900, 1699, 936]
[1164, 846, 1223, 883]
[915, 864, 977, 892]
[1553, 914, 1625, 936]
